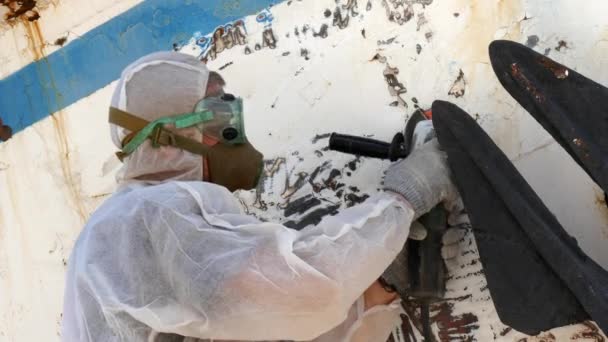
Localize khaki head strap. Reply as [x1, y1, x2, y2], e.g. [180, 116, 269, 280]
[108, 107, 209, 161]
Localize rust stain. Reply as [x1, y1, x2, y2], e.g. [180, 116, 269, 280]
[2, 0, 40, 22]
[433, 301, 479, 341]
[570, 321, 605, 342]
[20, 16, 88, 223]
[510, 62, 545, 103]
[452, 0, 524, 63]
[593, 190, 608, 239]
[50, 111, 87, 223]
[537, 56, 569, 79]
[22, 17, 45, 60]
[395, 296, 480, 341]
[517, 332, 556, 342]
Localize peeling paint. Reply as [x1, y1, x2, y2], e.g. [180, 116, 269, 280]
[570, 321, 605, 342]
[555, 39, 569, 51]
[383, 64, 408, 106]
[199, 19, 248, 61]
[448, 69, 466, 98]
[313, 23, 329, 38]
[526, 35, 539, 48]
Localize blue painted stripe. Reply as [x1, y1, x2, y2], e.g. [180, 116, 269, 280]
[0, 0, 277, 135]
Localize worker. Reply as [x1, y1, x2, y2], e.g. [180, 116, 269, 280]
[61, 51, 462, 342]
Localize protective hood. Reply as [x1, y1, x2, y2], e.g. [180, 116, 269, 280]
[109, 51, 209, 184]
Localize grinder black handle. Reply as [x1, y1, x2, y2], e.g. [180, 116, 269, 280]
[329, 133, 391, 159]
[329, 133, 408, 161]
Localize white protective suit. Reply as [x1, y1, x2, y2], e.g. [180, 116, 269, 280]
[62, 52, 414, 342]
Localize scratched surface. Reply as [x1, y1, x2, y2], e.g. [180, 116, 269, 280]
[234, 134, 606, 342]
[1, 0, 608, 340]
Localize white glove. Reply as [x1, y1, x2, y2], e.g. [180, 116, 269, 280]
[383, 139, 460, 219]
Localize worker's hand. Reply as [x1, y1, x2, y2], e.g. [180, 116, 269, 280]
[384, 138, 460, 219]
[407, 218, 467, 268]
[441, 225, 468, 269]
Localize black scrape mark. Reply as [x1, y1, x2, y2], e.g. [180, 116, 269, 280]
[262, 28, 277, 49]
[416, 13, 427, 31]
[453, 12, 460, 17]
[525, 35, 539, 48]
[411, 97, 418, 104]
[324, 9, 332, 18]
[244, 46, 252, 54]
[349, 186, 360, 192]
[333, 7, 350, 29]
[416, 44, 422, 54]
[300, 48, 310, 60]
[361, 29, 366, 38]
[345, 193, 370, 207]
[302, 24, 310, 35]
[324, 169, 342, 190]
[294, 27, 300, 37]
[309, 161, 331, 192]
[500, 327, 513, 336]
[312, 133, 331, 143]
[425, 31, 433, 42]
[544, 48, 551, 56]
[346, 156, 361, 171]
[555, 40, 568, 51]
[366, 0, 372, 11]
[378, 37, 397, 45]
[313, 24, 329, 39]
[254, 43, 262, 51]
[284, 195, 322, 216]
[270, 97, 279, 109]
[218, 61, 233, 70]
[282, 51, 290, 56]
[389, 101, 399, 107]
[284, 205, 341, 230]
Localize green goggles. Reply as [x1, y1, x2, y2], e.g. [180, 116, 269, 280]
[194, 93, 247, 145]
[119, 93, 247, 156]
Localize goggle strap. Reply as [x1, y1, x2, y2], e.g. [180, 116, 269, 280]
[109, 107, 210, 159]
